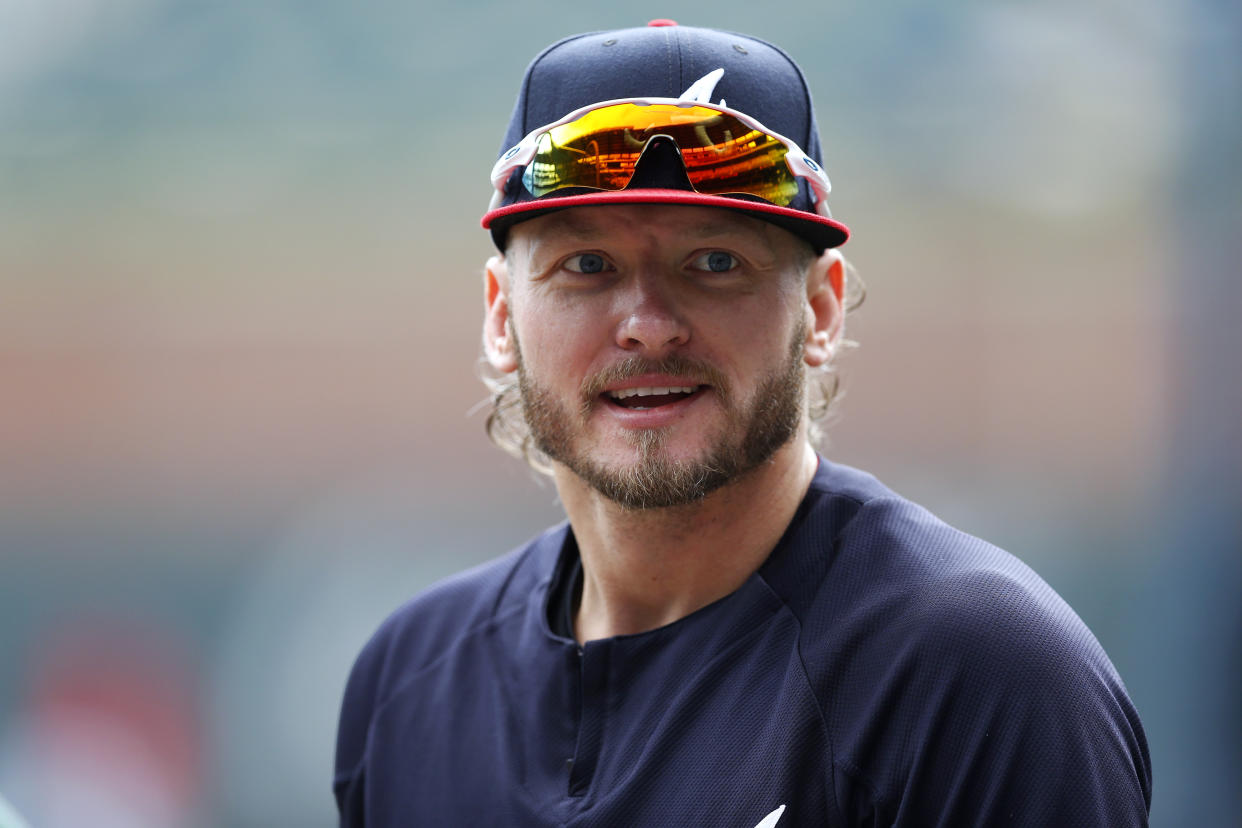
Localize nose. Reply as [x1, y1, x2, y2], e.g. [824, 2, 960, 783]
[613, 272, 690, 354]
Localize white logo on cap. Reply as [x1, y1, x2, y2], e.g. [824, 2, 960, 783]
[679, 68, 725, 106]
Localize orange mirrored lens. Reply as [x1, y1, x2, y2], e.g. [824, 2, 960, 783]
[522, 103, 800, 205]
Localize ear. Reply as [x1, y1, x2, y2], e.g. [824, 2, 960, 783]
[803, 248, 846, 368]
[483, 255, 518, 373]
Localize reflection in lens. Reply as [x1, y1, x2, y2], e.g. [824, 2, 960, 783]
[525, 103, 801, 205]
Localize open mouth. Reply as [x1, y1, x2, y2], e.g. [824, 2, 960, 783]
[603, 385, 705, 410]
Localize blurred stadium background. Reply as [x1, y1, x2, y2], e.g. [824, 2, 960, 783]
[1, 1, 1238, 825]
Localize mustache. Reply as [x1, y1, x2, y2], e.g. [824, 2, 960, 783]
[580, 355, 731, 405]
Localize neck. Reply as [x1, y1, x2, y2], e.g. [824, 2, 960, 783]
[553, 436, 819, 643]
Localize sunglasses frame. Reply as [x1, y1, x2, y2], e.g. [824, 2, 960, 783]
[488, 97, 833, 216]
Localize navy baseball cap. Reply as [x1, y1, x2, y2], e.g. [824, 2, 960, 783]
[482, 20, 850, 253]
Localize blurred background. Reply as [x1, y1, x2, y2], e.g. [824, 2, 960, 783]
[1, 0, 1238, 825]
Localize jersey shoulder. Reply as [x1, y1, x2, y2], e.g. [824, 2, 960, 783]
[774, 459, 1080, 652]
[771, 461, 1151, 823]
[334, 523, 566, 794]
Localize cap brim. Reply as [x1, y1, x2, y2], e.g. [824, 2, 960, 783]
[482, 189, 850, 253]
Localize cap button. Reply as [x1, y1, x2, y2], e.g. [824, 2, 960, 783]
[647, 19, 678, 27]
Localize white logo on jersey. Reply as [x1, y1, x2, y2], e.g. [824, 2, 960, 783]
[753, 804, 786, 828]
[679, 68, 725, 105]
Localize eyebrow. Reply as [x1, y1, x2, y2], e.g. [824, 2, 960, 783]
[516, 209, 785, 275]
[549, 212, 771, 244]
[685, 218, 758, 239]
[543, 212, 611, 240]
[682, 217, 784, 263]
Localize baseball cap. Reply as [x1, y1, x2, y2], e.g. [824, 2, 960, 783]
[482, 20, 850, 253]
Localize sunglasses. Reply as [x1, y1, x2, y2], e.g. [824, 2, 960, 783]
[488, 98, 834, 216]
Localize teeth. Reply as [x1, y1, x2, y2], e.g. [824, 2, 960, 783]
[607, 386, 697, 400]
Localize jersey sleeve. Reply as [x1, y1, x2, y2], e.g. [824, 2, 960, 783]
[333, 622, 387, 827]
[830, 565, 1152, 826]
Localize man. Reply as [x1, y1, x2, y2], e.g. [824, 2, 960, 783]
[335, 21, 1151, 826]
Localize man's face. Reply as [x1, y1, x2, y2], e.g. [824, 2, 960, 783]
[489, 204, 824, 510]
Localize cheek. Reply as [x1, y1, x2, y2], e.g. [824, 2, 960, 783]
[510, 304, 600, 381]
[716, 296, 805, 356]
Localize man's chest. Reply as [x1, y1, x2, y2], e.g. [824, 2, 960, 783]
[360, 617, 836, 826]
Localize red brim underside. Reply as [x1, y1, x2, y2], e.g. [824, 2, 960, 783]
[482, 189, 850, 252]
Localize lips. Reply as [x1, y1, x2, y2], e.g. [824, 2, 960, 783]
[605, 385, 701, 409]
[586, 360, 726, 421]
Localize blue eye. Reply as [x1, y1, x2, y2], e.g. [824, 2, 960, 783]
[564, 253, 609, 274]
[693, 251, 738, 273]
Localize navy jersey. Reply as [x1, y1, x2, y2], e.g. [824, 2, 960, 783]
[334, 460, 1151, 826]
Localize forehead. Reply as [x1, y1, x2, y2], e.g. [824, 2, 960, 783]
[507, 204, 806, 263]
